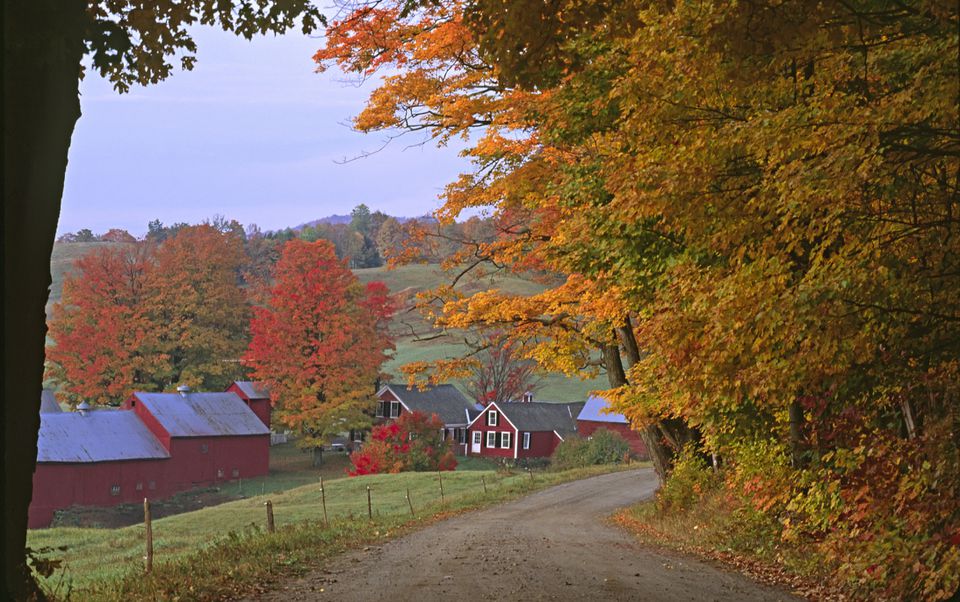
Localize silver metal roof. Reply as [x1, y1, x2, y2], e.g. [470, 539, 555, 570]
[40, 390, 63, 414]
[576, 395, 628, 424]
[132, 391, 270, 437]
[37, 410, 170, 463]
[232, 381, 270, 400]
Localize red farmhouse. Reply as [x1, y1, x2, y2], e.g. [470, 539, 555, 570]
[123, 387, 270, 491]
[375, 383, 479, 455]
[576, 395, 649, 459]
[29, 394, 171, 528]
[466, 400, 584, 460]
[226, 380, 272, 428]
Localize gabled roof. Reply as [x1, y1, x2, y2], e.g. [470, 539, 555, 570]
[231, 381, 270, 400]
[381, 383, 476, 426]
[576, 395, 628, 424]
[498, 401, 585, 436]
[40, 390, 63, 414]
[132, 392, 270, 437]
[37, 410, 170, 463]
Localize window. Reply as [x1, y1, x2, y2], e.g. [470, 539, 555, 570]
[486, 431, 497, 448]
[376, 401, 385, 417]
[232, 469, 240, 478]
[200, 443, 209, 454]
[487, 411, 498, 427]
[110, 485, 120, 496]
[523, 432, 531, 449]
[217, 468, 224, 478]
[390, 401, 401, 418]
[457, 428, 467, 444]
[501, 432, 511, 449]
[136, 482, 144, 491]
[473, 431, 482, 445]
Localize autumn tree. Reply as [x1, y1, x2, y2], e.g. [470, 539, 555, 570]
[245, 239, 395, 448]
[465, 337, 541, 405]
[317, 0, 960, 597]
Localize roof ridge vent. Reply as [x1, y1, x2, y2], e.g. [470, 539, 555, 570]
[176, 384, 191, 397]
[77, 400, 91, 416]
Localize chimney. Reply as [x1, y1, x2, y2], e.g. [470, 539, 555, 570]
[522, 391, 533, 403]
[177, 384, 191, 397]
[77, 401, 91, 416]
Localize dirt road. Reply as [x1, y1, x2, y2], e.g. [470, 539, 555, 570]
[254, 469, 800, 601]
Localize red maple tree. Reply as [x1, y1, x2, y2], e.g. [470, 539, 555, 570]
[349, 411, 457, 476]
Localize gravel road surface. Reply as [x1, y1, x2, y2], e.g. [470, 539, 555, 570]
[253, 469, 801, 601]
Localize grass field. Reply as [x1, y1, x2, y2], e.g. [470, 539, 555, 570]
[27, 463, 632, 594]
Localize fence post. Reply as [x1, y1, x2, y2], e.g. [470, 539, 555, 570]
[366, 486, 372, 520]
[481, 475, 487, 494]
[406, 487, 415, 517]
[143, 498, 153, 574]
[438, 470, 445, 504]
[265, 500, 275, 533]
[527, 468, 534, 481]
[320, 476, 328, 526]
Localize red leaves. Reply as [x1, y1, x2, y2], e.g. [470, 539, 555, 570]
[349, 411, 457, 475]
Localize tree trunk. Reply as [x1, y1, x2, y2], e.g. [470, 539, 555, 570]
[4, 1, 86, 598]
[789, 399, 805, 468]
[313, 446, 324, 467]
[602, 341, 671, 484]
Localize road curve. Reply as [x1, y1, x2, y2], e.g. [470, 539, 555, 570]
[254, 469, 800, 601]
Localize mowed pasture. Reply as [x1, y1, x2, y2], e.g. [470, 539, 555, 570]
[27, 465, 611, 592]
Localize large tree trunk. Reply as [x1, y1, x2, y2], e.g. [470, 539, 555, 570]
[4, 1, 86, 598]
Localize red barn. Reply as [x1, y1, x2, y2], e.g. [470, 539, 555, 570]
[226, 380, 272, 429]
[576, 395, 649, 459]
[29, 400, 171, 528]
[124, 387, 270, 490]
[466, 400, 585, 460]
[375, 383, 478, 455]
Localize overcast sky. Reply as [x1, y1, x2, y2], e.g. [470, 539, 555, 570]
[57, 26, 471, 237]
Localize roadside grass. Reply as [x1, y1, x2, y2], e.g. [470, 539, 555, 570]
[33, 464, 638, 600]
[613, 490, 842, 600]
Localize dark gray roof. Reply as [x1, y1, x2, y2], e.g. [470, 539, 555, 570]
[576, 395, 628, 424]
[232, 381, 270, 400]
[37, 410, 170, 463]
[40, 390, 63, 414]
[499, 401, 586, 436]
[132, 392, 270, 437]
[384, 383, 476, 426]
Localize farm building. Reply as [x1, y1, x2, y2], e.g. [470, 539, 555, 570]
[123, 387, 270, 490]
[375, 383, 479, 455]
[226, 380, 271, 428]
[466, 399, 585, 460]
[576, 395, 649, 459]
[29, 396, 171, 528]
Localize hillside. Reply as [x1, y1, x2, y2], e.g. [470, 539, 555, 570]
[47, 243, 605, 401]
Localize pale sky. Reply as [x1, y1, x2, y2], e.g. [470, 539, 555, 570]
[57, 26, 472, 237]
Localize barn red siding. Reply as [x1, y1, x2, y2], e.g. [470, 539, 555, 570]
[166, 435, 269, 490]
[516, 430, 562, 459]
[467, 406, 517, 459]
[577, 421, 648, 459]
[124, 398, 172, 449]
[226, 383, 272, 428]
[28, 459, 171, 528]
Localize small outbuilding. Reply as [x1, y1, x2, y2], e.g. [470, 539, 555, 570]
[576, 395, 648, 459]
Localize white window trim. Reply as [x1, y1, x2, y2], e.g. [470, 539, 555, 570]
[473, 431, 482, 444]
[488, 411, 498, 427]
[501, 432, 511, 449]
[390, 401, 400, 418]
[523, 432, 531, 449]
[486, 431, 496, 448]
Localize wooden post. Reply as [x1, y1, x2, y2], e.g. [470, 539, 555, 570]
[481, 475, 487, 494]
[527, 468, 534, 481]
[320, 476, 328, 526]
[438, 470, 445, 504]
[366, 486, 372, 520]
[406, 487, 415, 517]
[265, 500, 275, 533]
[143, 498, 153, 574]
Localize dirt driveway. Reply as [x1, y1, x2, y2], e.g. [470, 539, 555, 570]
[253, 469, 800, 601]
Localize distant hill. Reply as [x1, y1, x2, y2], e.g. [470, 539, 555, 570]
[292, 214, 437, 232]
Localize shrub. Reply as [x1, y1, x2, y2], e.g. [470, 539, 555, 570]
[655, 444, 718, 514]
[551, 428, 633, 470]
[348, 411, 457, 475]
